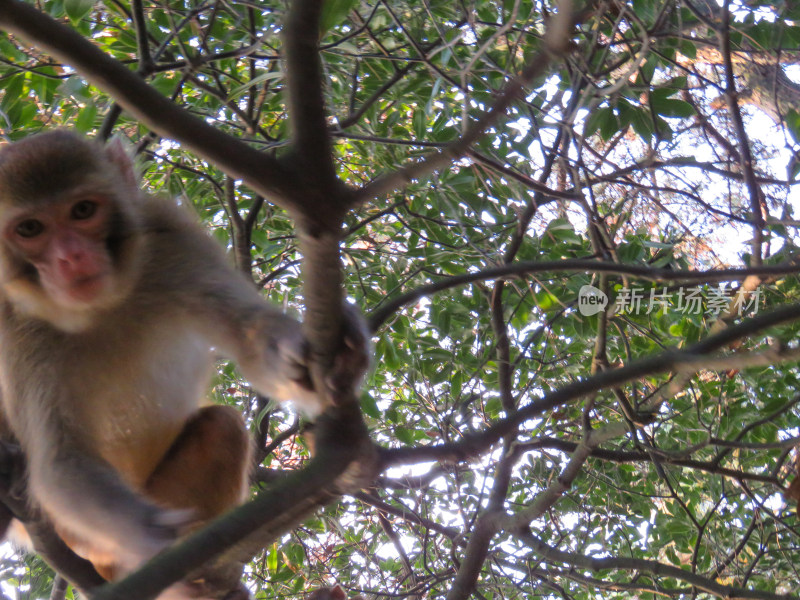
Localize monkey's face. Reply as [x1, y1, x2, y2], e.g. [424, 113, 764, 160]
[3, 195, 116, 309]
[0, 131, 144, 330]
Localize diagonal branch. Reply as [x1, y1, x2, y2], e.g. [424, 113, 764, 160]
[380, 301, 800, 466]
[0, 0, 301, 211]
[354, 0, 575, 204]
[369, 259, 800, 331]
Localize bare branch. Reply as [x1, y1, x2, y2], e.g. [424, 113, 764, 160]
[518, 532, 798, 600]
[354, 1, 576, 204]
[719, 0, 766, 265]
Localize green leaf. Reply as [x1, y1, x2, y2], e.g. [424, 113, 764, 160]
[0, 73, 24, 112]
[584, 106, 615, 139]
[64, 0, 95, 23]
[75, 103, 97, 132]
[395, 426, 415, 445]
[267, 543, 278, 572]
[360, 393, 381, 419]
[600, 108, 621, 141]
[679, 40, 697, 59]
[652, 98, 695, 118]
[786, 110, 800, 145]
[320, 0, 358, 34]
[228, 71, 283, 101]
[630, 106, 654, 139]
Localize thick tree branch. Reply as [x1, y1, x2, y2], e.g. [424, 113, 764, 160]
[279, 0, 361, 369]
[283, 0, 338, 194]
[0, 0, 301, 211]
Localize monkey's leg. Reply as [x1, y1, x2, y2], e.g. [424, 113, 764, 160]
[145, 405, 252, 522]
[81, 406, 252, 583]
[144, 405, 252, 599]
[111, 406, 252, 600]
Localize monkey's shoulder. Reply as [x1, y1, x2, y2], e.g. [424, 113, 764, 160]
[138, 195, 204, 235]
[132, 196, 232, 286]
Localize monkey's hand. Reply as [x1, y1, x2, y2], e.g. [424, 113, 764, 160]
[117, 505, 195, 572]
[287, 304, 371, 411]
[276, 321, 314, 395]
[325, 304, 371, 406]
[252, 315, 316, 414]
[249, 305, 370, 417]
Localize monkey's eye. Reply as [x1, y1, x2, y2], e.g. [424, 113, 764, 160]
[71, 200, 98, 220]
[14, 219, 44, 238]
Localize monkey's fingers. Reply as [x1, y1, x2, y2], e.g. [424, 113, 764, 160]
[325, 306, 371, 405]
[148, 507, 197, 540]
[117, 506, 197, 574]
[265, 315, 312, 390]
[279, 339, 314, 393]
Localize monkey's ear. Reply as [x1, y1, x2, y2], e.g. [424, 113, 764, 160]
[104, 136, 138, 189]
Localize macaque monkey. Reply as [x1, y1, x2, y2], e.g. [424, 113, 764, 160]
[0, 130, 367, 596]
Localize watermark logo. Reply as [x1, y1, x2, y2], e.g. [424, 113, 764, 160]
[614, 286, 761, 316]
[576, 285, 762, 317]
[578, 284, 608, 316]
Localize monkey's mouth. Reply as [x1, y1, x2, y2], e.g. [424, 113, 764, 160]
[65, 273, 109, 303]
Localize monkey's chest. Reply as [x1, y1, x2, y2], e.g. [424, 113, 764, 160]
[68, 322, 215, 486]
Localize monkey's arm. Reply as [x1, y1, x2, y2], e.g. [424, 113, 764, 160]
[146, 202, 369, 415]
[143, 208, 322, 413]
[18, 413, 186, 570]
[201, 281, 370, 416]
[204, 282, 324, 415]
[216, 297, 370, 416]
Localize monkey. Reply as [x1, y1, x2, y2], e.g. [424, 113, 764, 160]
[0, 130, 368, 596]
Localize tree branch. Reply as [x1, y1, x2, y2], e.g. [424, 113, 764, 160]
[519, 532, 798, 600]
[283, 0, 337, 192]
[0, 0, 301, 210]
[354, 1, 575, 205]
[720, 0, 765, 265]
[380, 301, 800, 466]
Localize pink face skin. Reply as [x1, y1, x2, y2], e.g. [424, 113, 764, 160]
[5, 197, 113, 308]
